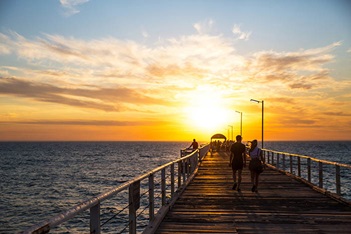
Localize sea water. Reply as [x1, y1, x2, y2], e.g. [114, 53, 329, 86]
[0, 141, 350, 233]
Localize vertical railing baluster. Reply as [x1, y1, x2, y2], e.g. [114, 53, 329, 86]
[298, 157, 301, 177]
[171, 163, 175, 197]
[319, 161, 323, 188]
[148, 173, 154, 222]
[289, 155, 293, 174]
[90, 202, 100, 234]
[277, 153, 280, 169]
[307, 158, 311, 182]
[178, 161, 181, 188]
[272, 151, 275, 166]
[187, 158, 190, 178]
[161, 168, 166, 206]
[282, 154, 286, 171]
[182, 160, 186, 183]
[336, 165, 341, 196]
[129, 184, 136, 234]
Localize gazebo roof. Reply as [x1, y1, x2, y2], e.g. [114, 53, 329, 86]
[210, 133, 227, 140]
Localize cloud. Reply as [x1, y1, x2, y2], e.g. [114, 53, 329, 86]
[322, 111, 351, 117]
[60, 0, 89, 16]
[0, 77, 168, 112]
[246, 43, 340, 90]
[0, 30, 346, 121]
[232, 24, 251, 41]
[193, 19, 214, 34]
[0, 119, 167, 126]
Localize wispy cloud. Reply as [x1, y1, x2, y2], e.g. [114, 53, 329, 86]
[60, 0, 89, 16]
[0, 77, 168, 112]
[0, 119, 167, 126]
[232, 24, 251, 41]
[193, 19, 215, 34]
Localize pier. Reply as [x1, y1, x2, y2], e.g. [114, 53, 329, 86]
[22, 144, 351, 233]
[151, 150, 351, 233]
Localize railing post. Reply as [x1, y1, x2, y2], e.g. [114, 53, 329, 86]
[171, 163, 175, 197]
[129, 184, 136, 234]
[282, 154, 286, 171]
[187, 158, 190, 178]
[277, 153, 280, 169]
[90, 202, 101, 234]
[307, 158, 311, 182]
[178, 161, 181, 188]
[272, 152, 275, 166]
[319, 161, 323, 188]
[182, 160, 186, 183]
[289, 155, 293, 174]
[148, 173, 154, 222]
[298, 157, 301, 178]
[336, 165, 341, 196]
[161, 168, 166, 206]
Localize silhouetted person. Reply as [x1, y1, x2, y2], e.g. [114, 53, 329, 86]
[188, 139, 198, 150]
[248, 139, 264, 192]
[229, 135, 246, 191]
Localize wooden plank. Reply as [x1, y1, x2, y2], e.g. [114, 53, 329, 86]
[154, 151, 351, 233]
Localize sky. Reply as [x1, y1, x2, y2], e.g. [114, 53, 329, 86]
[0, 0, 351, 142]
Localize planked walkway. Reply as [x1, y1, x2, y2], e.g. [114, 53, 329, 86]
[155, 151, 351, 233]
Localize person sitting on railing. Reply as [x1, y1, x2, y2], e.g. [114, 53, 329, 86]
[248, 139, 264, 192]
[187, 139, 199, 151]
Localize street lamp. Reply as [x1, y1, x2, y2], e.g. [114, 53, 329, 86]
[250, 99, 264, 148]
[228, 125, 233, 141]
[235, 111, 242, 137]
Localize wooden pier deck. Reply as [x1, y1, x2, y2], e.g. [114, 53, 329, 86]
[154, 151, 351, 233]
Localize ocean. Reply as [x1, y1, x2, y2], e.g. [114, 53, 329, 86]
[0, 141, 350, 233]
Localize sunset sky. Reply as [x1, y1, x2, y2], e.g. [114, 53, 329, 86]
[1, 0, 351, 142]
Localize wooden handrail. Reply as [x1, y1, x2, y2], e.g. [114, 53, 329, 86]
[22, 144, 210, 234]
[262, 149, 351, 202]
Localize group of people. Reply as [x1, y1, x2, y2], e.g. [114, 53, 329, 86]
[187, 137, 264, 192]
[229, 135, 264, 192]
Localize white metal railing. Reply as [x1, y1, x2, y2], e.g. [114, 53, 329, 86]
[22, 144, 210, 234]
[262, 149, 351, 203]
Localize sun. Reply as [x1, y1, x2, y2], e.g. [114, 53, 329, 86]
[183, 87, 233, 132]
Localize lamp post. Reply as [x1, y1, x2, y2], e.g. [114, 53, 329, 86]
[250, 99, 264, 148]
[235, 111, 242, 136]
[228, 125, 233, 141]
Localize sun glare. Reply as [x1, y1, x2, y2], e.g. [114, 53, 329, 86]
[183, 87, 232, 132]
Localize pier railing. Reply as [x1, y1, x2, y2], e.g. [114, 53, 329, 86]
[22, 144, 210, 234]
[262, 149, 351, 203]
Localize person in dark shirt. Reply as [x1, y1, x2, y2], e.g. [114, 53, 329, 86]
[229, 135, 246, 191]
[188, 139, 199, 150]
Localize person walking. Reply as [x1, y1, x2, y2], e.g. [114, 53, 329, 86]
[229, 135, 246, 192]
[248, 139, 264, 192]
